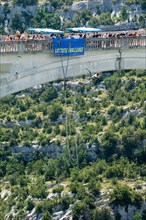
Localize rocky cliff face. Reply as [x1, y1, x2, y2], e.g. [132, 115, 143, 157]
[10, 142, 98, 162]
[89, 0, 113, 12]
[70, 0, 113, 13]
[0, 0, 145, 33]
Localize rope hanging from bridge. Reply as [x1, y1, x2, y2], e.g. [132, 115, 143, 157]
[60, 46, 79, 166]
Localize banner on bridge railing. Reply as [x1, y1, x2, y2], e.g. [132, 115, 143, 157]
[53, 38, 84, 56]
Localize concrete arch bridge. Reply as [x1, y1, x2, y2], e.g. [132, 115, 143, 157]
[0, 36, 146, 97]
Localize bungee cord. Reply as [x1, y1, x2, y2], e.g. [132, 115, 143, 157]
[60, 44, 78, 166]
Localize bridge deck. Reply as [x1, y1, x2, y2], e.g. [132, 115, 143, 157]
[0, 36, 146, 54]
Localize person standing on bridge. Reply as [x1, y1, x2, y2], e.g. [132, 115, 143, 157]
[16, 30, 21, 38]
[5, 34, 10, 41]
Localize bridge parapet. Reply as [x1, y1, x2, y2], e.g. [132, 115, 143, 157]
[85, 36, 146, 50]
[0, 39, 53, 53]
[0, 36, 145, 54]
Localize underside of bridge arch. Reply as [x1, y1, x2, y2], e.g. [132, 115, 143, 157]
[0, 48, 145, 97]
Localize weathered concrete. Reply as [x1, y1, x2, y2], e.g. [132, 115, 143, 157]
[0, 37, 146, 97]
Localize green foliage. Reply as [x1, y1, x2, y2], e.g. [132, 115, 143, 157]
[26, 199, 34, 211]
[30, 179, 48, 199]
[50, 0, 72, 9]
[139, 0, 146, 10]
[110, 184, 143, 206]
[121, 127, 143, 159]
[80, 9, 92, 25]
[125, 0, 139, 5]
[49, 102, 63, 121]
[31, 6, 61, 29]
[13, 0, 38, 6]
[52, 185, 64, 193]
[60, 195, 74, 211]
[88, 16, 100, 28]
[44, 159, 57, 180]
[142, 210, 146, 220]
[120, 5, 129, 21]
[40, 85, 58, 102]
[101, 130, 118, 159]
[72, 201, 92, 220]
[64, 20, 75, 28]
[10, 12, 25, 33]
[3, 3, 11, 15]
[0, 69, 146, 218]
[35, 199, 54, 214]
[99, 12, 114, 25]
[112, 0, 118, 5]
[42, 211, 53, 220]
[88, 180, 101, 196]
[93, 206, 114, 220]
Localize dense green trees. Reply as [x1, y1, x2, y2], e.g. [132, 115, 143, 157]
[110, 184, 143, 207]
[30, 179, 48, 199]
[0, 69, 146, 219]
[31, 6, 61, 29]
[101, 130, 118, 159]
[88, 16, 100, 28]
[49, 102, 63, 121]
[120, 5, 129, 21]
[93, 206, 114, 220]
[72, 201, 92, 220]
[88, 12, 114, 27]
[99, 12, 114, 25]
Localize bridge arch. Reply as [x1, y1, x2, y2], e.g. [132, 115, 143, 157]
[0, 37, 146, 97]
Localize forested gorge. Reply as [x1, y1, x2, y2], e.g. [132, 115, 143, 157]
[0, 69, 146, 219]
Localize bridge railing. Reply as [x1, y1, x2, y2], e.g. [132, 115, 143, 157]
[0, 39, 53, 53]
[85, 36, 146, 50]
[0, 36, 145, 54]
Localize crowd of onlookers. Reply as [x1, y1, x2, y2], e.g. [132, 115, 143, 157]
[0, 29, 145, 52]
[3, 30, 47, 41]
[91, 31, 142, 38]
[0, 29, 144, 42]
